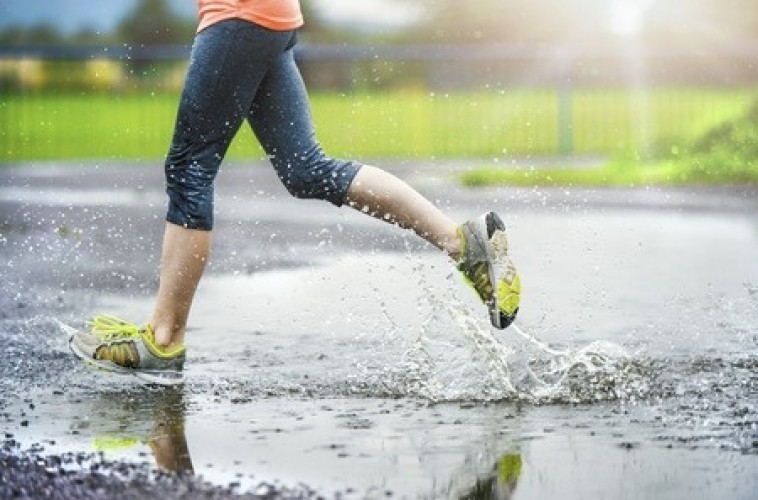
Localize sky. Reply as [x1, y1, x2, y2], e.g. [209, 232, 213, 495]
[0, 0, 417, 35]
[0, 0, 190, 34]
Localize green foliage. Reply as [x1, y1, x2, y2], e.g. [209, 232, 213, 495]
[459, 162, 670, 188]
[461, 98, 758, 187]
[682, 100, 758, 182]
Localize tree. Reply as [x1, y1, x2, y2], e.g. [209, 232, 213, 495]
[114, 0, 195, 79]
[405, 0, 612, 44]
[0, 24, 64, 45]
[299, 1, 365, 43]
[405, 0, 758, 44]
[116, 0, 195, 46]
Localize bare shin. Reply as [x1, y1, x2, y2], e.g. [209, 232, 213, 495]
[345, 165, 461, 259]
[149, 222, 211, 348]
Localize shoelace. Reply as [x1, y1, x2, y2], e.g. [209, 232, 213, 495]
[88, 314, 143, 341]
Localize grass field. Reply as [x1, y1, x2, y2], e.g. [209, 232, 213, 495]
[460, 159, 758, 187]
[1, 88, 755, 162]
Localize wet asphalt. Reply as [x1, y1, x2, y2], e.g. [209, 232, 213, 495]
[1, 160, 757, 499]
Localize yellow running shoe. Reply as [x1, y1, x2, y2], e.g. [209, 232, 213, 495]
[69, 315, 185, 385]
[457, 212, 521, 329]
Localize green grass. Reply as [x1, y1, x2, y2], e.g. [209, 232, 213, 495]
[460, 160, 758, 187]
[462, 96, 758, 187]
[1, 88, 755, 161]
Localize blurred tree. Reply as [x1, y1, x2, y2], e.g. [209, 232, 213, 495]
[639, 0, 758, 46]
[299, 1, 326, 39]
[405, 0, 758, 44]
[0, 25, 64, 45]
[116, 0, 195, 45]
[70, 28, 114, 45]
[115, 0, 195, 80]
[0, 0, 755, 47]
[299, 1, 364, 42]
[405, 0, 612, 43]
[708, 0, 758, 38]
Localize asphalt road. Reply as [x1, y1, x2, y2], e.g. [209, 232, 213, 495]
[1, 161, 757, 498]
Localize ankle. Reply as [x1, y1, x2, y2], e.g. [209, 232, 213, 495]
[148, 321, 185, 349]
[445, 228, 464, 262]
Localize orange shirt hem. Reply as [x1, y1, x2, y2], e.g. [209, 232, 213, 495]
[198, 1, 304, 33]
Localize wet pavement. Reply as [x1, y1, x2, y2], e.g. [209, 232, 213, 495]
[1, 161, 757, 499]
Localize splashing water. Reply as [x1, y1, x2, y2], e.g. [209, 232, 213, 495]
[452, 301, 632, 401]
[510, 323, 633, 400]
[51, 253, 652, 405]
[398, 271, 640, 404]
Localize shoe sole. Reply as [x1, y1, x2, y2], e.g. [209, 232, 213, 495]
[68, 335, 184, 386]
[470, 212, 510, 329]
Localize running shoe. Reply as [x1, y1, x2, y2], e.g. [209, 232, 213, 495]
[69, 315, 185, 385]
[457, 212, 521, 329]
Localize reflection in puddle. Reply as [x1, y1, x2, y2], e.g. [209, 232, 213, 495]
[460, 453, 522, 500]
[143, 389, 193, 475]
[87, 387, 192, 475]
[81, 385, 528, 498]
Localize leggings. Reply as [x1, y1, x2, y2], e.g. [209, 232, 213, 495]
[164, 19, 361, 230]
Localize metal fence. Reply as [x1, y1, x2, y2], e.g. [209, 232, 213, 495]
[2, 43, 757, 160]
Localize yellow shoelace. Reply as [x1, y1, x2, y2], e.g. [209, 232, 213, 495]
[88, 314, 143, 341]
[88, 314, 186, 358]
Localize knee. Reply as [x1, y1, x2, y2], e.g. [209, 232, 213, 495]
[275, 150, 361, 206]
[279, 161, 330, 200]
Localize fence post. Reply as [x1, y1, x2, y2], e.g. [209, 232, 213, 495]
[558, 82, 573, 155]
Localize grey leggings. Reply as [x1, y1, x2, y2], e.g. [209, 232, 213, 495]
[165, 19, 362, 230]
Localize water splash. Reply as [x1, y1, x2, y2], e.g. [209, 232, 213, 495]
[510, 323, 644, 403]
[395, 272, 646, 404]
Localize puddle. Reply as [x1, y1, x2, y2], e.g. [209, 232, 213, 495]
[2, 165, 758, 498]
[5, 252, 752, 498]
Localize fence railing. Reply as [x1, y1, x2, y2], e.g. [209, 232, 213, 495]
[4, 42, 758, 87]
[2, 43, 757, 161]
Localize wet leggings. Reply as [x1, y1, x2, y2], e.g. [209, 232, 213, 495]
[164, 19, 361, 230]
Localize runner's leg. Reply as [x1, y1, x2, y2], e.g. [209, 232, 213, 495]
[150, 21, 294, 348]
[345, 166, 461, 258]
[247, 47, 461, 259]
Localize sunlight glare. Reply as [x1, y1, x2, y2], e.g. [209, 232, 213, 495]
[610, 0, 654, 37]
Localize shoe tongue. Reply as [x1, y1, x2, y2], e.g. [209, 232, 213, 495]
[141, 325, 186, 357]
[140, 324, 157, 342]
